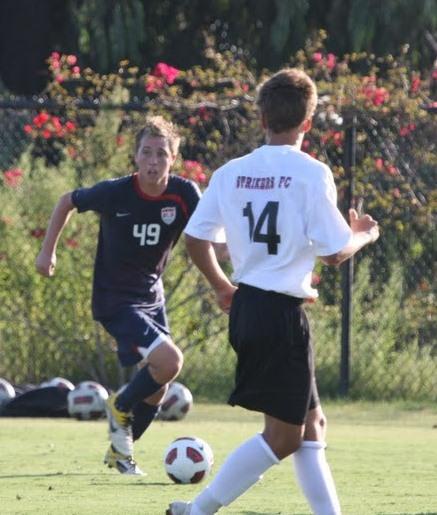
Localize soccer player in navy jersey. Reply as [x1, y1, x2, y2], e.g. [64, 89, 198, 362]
[36, 116, 201, 475]
[167, 69, 379, 514]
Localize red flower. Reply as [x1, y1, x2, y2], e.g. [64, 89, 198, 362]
[3, 168, 23, 187]
[33, 112, 50, 128]
[66, 238, 79, 248]
[30, 228, 46, 239]
[410, 74, 421, 94]
[65, 121, 76, 132]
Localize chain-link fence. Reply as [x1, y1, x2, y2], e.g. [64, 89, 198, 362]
[0, 96, 435, 402]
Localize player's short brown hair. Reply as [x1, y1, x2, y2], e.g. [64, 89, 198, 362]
[135, 115, 181, 155]
[256, 68, 317, 133]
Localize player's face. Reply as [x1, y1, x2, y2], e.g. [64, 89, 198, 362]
[135, 135, 175, 186]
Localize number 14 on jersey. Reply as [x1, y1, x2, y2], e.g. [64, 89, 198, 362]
[243, 201, 281, 255]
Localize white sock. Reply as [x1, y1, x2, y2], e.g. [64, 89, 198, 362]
[192, 433, 279, 513]
[292, 440, 341, 515]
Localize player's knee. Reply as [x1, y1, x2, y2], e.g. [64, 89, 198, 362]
[263, 429, 302, 459]
[304, 409, 327, 440]
[161, 344, 184, 379]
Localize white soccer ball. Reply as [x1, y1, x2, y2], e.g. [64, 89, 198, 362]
[0, 378, 15, 408]
[67, 380, 109, 420]
[158, 381, 193, 421]
[40, 377, 75, 391]
[164, 436, 213, 484]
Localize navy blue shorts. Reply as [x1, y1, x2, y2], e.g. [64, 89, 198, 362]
[99, 305, 170, 367]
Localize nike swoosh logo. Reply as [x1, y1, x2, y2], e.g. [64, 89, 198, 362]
[116, 212, 130, 217]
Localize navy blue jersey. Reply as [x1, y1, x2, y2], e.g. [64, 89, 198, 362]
[72, 173, 201, 319]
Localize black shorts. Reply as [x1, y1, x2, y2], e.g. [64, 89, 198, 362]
[228, 283, 319, 425]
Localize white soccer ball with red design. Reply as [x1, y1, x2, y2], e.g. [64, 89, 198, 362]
[158, 381, 193, 421]
[40, 377, 75, 391]
[164, 436, 213, 484]
[0, 378, 15, 409]
[67, 380, 109, 420]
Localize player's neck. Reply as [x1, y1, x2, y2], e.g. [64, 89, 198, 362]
[265, 128, 303, 148]
[136, 173, 169, 196]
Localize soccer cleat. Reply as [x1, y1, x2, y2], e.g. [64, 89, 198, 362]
[106, 394, 134, 457]
[104, 445, 144, 475]
[166, 501, 192, 515]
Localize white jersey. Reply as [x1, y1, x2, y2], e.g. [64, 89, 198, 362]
[184, 144, 352, 298]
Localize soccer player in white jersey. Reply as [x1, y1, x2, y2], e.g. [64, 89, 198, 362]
[167, 68, 379, 515]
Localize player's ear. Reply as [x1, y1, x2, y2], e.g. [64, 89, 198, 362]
[302, 118, 312, 133]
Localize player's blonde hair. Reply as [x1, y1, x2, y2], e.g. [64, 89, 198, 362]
[256, 68, 317, 133]
[135, 115, 181, 155]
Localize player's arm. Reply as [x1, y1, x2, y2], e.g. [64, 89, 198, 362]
[320, 208, 379, 266]
[185, 234, 236, 313]
[35, 192, 76, 277]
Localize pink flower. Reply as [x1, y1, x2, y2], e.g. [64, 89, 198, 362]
[311, 273, 321, 285]
[182, 160, 208, 183]
[145, 75, 165, 93]
[385, 164, 398, 176]
[326, 53, 336, 71]
[3, 168, 23, 187]
[66, 55, 77, 66]
[55, 74, 65, 83]
[152, 62, 180, 85]
[392, 188, 401, 198]
[42, 129, 52, 139]
[50, 52, 61, 61]
[196, 172, 207, 184]
[372, 87, 389, 106]
[23, 124, 33, 134]
[375, 158, 384, 171]
[312, 52, 323, 63]
[72, 66, 80, 75]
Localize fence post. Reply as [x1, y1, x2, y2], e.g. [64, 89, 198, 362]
[339, 115, 356, 396]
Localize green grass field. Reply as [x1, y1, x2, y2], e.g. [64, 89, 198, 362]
[0, 402, 436, 515]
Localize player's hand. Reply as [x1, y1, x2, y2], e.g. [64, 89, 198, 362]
[349, 208, 380, 243]
[215, 283, 237, 314]
[35, 250, 57, 277]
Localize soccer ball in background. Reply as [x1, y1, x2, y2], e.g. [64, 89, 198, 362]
[67, 380, 109, 420]
[158, 381, 193, 421]
[0, 378, 15, 409]
[40, 377, 75, 391]
[164, 436, 213, 484]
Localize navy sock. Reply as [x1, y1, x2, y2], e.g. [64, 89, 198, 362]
[116, 366, 162, 411]
[132, 402, 159, 441]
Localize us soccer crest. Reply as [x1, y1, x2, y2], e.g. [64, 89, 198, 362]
[161, 207, 176, 225]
